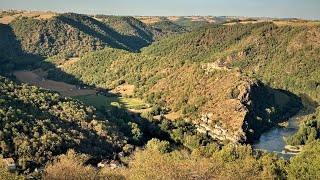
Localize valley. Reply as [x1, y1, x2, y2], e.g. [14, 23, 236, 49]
[0, 8, 320, 179]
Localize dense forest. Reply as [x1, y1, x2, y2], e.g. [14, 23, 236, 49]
[0, 76, 123, 171]
[1, 11, 320, 179]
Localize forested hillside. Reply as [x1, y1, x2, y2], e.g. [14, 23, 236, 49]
[2, 13, 187, 59]
[0, 12, 191, 74]
[9, 13, 140, 56]
[94, 15, 155, 44]
[39, 139, 320, 179]
[149, 20, 188, 39]
[1, 11, 320, 179]
[19, 21, 318, 144]
[53, 23, 304, 142]
[0, 76, 125, 172]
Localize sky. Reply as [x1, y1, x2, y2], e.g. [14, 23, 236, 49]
[0, 0, 319, 20]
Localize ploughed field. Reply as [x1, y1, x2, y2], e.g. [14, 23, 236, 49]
[14, 69, 96, 97]
[14, 69, 151, 113]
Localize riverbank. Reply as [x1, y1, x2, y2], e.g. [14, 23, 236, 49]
[283, 145, 304, 153]
[252, 109, 314, 158]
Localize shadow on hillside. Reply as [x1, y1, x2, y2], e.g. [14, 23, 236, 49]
[4, 93, 117, 170]
[0, 24, 45, 72]
[0, 23, 92, 87]
[243, 83, 303, 143]
[56, 13, 152, 52]
[1, 23, 171, 168]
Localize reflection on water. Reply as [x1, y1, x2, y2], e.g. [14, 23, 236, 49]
[252, 112, 308, 158]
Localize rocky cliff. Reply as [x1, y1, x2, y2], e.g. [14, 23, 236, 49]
[192, 71, 302, 143]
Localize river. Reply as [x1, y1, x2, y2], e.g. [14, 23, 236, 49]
[252, 111, 312, 158]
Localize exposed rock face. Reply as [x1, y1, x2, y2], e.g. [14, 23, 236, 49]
[201, 61, 231, 73]
[194, 77, 302, 143]
[195, 113, 241, 143]
[148, 63, 301, 143]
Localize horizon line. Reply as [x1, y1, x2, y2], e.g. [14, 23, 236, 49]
[0, 8, 319, 21]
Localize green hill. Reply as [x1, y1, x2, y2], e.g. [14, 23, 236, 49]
[53, 23, 304, 142]
[10, 13, 134, 57]
[149, 20, 188, 39]
[0, 76, 124, 171]
[1, 12, 320, 179]
[95, 15, 154, 43]
[7, 13, 188, 59]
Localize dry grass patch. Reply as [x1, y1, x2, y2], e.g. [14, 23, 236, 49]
[273, 21, 320, 27]
[135, 16, 162, 24]
[153, 112, 181, 120]
[0, 11, 56, 24]
[0, 16, 16, 24]
[167, 16, 180, 21]
[111, 83, 135, 96]
[224, 20, 320, 27]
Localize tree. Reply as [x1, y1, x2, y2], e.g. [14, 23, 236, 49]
[43, 149, 98, 180]
[287, 141, 320, 180]
[0, 168, 23, 180]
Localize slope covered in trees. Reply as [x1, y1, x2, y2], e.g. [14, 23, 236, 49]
[3, 13, 188, 61]
[94, 15, 154, 43]
[0, 76, 125, 172]
[2, 12, 320, 178]
[40, 138, 320, 180]
[53, 24, 303, 142]
[9, 13, 136, 57]
[149, 20, 188, 39]
[0, 12, 192, 74]
[0, 23, 43, 72]
[37, 22, 320, 145]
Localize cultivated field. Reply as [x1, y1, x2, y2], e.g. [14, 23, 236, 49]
[14, 69, 95, 97]
[224, 20, 320, 27]
[74, 94, 146, 109]
[0, 11, 56, 24]
[185, 16, 216, 23]
[134, 16, 162, 24]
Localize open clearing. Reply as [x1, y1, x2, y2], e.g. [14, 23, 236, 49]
[153, 112, 181, 120]
[74, 94, 146, 109]
[135, 16, 162, 24]
[14, 70, 95, 97]
[0, 11, 56, 24]
[110, 83, 135, 96]
[75, 83, 151, 113]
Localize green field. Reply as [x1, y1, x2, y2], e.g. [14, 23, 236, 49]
[73, 94, 146, 109]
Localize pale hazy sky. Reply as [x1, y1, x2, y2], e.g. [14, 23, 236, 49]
[1, 0, 319, 20]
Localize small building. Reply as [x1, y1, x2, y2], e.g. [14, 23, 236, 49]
[197, 127, 207, 134]
[0, 158, 16, 172]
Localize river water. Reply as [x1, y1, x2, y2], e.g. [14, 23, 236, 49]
[252, 111, 310, 158]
